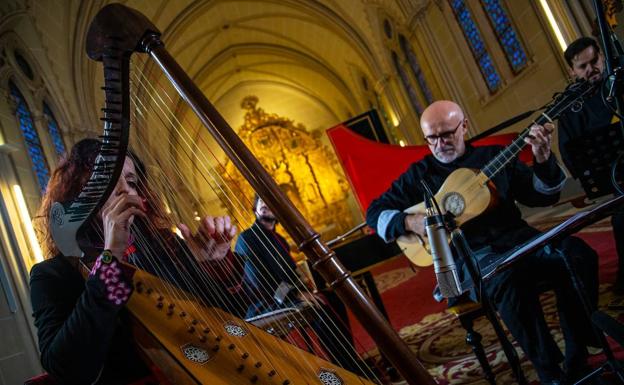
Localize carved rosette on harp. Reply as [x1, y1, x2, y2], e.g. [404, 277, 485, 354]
[71, 3, 437, 385]
[129, 267, 355, 384]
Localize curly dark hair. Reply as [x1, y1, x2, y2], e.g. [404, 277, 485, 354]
[35, 139, 168, 257]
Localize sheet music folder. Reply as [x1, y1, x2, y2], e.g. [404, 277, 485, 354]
[564, 122, 624, 199]
[483, 194, 624, 281]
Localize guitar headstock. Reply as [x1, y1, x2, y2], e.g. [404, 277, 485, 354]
[541, 80, 598, 122]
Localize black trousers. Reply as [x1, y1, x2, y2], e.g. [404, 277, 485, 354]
[485, 236, 599, 381]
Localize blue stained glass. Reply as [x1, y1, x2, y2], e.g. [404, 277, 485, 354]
[9, 82, 50, 193]
[479, 55, 501, 90]
[43, 103, 66, 158]
[392, 51, 424, 115]
[481, 0, 527, 73]
[399, 35, 434, 104]
[449, 0, 501, 92]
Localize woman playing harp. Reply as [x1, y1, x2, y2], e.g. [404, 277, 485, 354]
[31, 139, 374, 385]
[30, 138, 242, 384]
[26, 2, 437, 384]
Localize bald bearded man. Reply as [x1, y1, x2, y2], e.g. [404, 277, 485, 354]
[366, 101, 599, 384]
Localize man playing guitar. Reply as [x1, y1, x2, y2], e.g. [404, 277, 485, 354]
[366, 100, 599, 384]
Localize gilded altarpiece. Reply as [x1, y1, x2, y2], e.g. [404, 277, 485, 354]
[220, 97, 353, 243]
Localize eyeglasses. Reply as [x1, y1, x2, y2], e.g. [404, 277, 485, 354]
[423, 120, 463, 145]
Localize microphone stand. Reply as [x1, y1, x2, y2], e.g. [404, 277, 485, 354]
[551, 247, 624, 385]
[421, 183, 527, 384]
[447, 223, 528, 385]
[594, 0, 624, 138]
[591, 8, 624, 382]
[593, 0, 624, 196]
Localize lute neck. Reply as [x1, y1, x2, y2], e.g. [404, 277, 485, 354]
[481, 111, 552, 181]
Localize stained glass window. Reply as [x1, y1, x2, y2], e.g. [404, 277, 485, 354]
[43, 103, 66, 158]
[449, 0, 501, 92]
[392, 51, 424, 115]
[481, 0, 527, 73]
[399, 35, 434, 104]
[9, 81, 50, 192]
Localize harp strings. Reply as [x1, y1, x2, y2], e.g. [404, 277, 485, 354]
[131, 58, 375, 378]
[122, 54, 376, 379]
[126, 65, 334, 374]
[128, 69, 312, 378]
[127, 68, 346, 376]
[130, 58, 305, 327]
[132, 55, 348, 337]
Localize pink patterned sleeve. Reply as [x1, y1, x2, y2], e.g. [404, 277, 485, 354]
[89, 253, 135, 306]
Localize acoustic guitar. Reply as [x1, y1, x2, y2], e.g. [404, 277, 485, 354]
[398, 80, 597, 267]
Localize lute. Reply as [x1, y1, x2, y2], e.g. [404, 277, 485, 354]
[398, 80, 597, 267]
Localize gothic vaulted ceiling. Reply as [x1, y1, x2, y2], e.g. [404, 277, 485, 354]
[2, 0, 423, 136]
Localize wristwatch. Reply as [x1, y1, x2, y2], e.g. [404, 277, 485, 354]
[101, 249, 114, 264]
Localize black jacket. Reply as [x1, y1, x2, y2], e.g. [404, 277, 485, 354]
[366, 144, 566, 253]
[30, 228, 243, 384]
[558, 87, 614, 178]
[30, 256, 149, 385]
[235, 221, 301, 318]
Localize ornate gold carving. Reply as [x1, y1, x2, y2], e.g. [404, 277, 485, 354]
[221, 96, 353, 246]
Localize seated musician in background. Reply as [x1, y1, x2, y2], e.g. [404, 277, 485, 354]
[557, 36, 624, 293]
[30, 138, 242, 385]
[235, 195, 366, 376]
[366, 101, 599, 384]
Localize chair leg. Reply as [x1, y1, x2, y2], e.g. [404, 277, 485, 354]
[460, 313, 496, 385]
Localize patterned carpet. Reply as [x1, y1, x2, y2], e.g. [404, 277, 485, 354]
[350, 228, 623, 384]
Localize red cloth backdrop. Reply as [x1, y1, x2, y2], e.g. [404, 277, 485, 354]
[327, 124, 533, 214]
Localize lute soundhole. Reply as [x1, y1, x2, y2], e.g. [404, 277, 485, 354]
[442, 192, 466, 216]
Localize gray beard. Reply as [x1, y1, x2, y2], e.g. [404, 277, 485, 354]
[433, 152, 458, 163]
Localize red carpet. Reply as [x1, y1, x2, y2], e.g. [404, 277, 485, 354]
[348, 257, 442, 354]
[348, 229, 623, 384]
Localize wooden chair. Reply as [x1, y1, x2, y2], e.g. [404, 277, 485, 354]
[447, 265, 561, 385]
[447, 300, 496, 384]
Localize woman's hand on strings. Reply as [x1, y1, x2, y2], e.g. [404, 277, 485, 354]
[102, 193, 147, 259]
[178, 215, 237, 262]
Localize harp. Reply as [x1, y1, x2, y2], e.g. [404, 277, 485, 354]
[49, 3, 435, 384]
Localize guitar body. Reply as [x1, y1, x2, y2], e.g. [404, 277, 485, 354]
[126, 267, 374, 385]
[398, 168, 492, 266]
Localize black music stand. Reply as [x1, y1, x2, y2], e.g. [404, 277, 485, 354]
[484, 195, 624, 384]
[565, 122, 624, 199]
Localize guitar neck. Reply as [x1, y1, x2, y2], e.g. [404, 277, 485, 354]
[481, 113, 551, 180]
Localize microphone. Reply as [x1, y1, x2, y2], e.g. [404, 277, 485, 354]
[424, 195, 463, 298]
